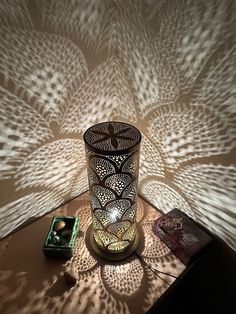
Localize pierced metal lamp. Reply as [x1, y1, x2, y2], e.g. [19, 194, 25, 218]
[83, 121, 141, 260]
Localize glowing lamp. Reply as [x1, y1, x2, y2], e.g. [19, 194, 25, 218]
[83, 121, 141, 260]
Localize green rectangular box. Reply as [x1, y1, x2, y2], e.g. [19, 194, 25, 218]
[43, 216, 80, 259]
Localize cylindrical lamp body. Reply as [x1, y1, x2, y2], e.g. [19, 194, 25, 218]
[83, 121, 141, 257]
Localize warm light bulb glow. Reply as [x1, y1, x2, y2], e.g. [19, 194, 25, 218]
[110, 209, 119, 221]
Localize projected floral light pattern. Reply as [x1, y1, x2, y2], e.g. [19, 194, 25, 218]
[0, 193, 185, 314]
[0, 0, 235, 252]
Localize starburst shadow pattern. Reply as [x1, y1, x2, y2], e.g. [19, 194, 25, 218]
[0, 0, 235, 253]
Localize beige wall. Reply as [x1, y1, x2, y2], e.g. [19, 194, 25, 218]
[0, 0, 235, 250]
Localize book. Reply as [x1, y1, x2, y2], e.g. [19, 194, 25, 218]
[152, 209, 213, 265]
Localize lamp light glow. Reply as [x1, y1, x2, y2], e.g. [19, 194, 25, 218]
[83, 121, 142, 260]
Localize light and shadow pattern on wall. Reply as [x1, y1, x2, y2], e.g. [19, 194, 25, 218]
[0, 0, 235, 250]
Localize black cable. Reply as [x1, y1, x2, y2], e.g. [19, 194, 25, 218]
[135, 251, 172, 286]
[135, 251, 181, 280]
[134, 251, 227, 313]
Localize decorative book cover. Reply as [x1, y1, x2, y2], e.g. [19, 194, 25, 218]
[153, 209, 213, 265]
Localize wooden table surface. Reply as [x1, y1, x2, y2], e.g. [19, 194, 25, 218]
[0, 192, 185, 314]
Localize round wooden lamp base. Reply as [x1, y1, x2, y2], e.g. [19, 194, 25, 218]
[86, 225, 139, 261]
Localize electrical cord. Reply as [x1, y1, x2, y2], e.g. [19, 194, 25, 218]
[134, 250, 227, 313]
[134, 251, 179, 286]
[135, 250, 181, 280]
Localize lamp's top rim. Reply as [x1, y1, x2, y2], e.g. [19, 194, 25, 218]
[83, 121, 141, 155]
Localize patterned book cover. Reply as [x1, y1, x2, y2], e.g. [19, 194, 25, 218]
[153, 209, 213, 265]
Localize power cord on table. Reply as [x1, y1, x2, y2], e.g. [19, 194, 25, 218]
[134, 251, 228, 313]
